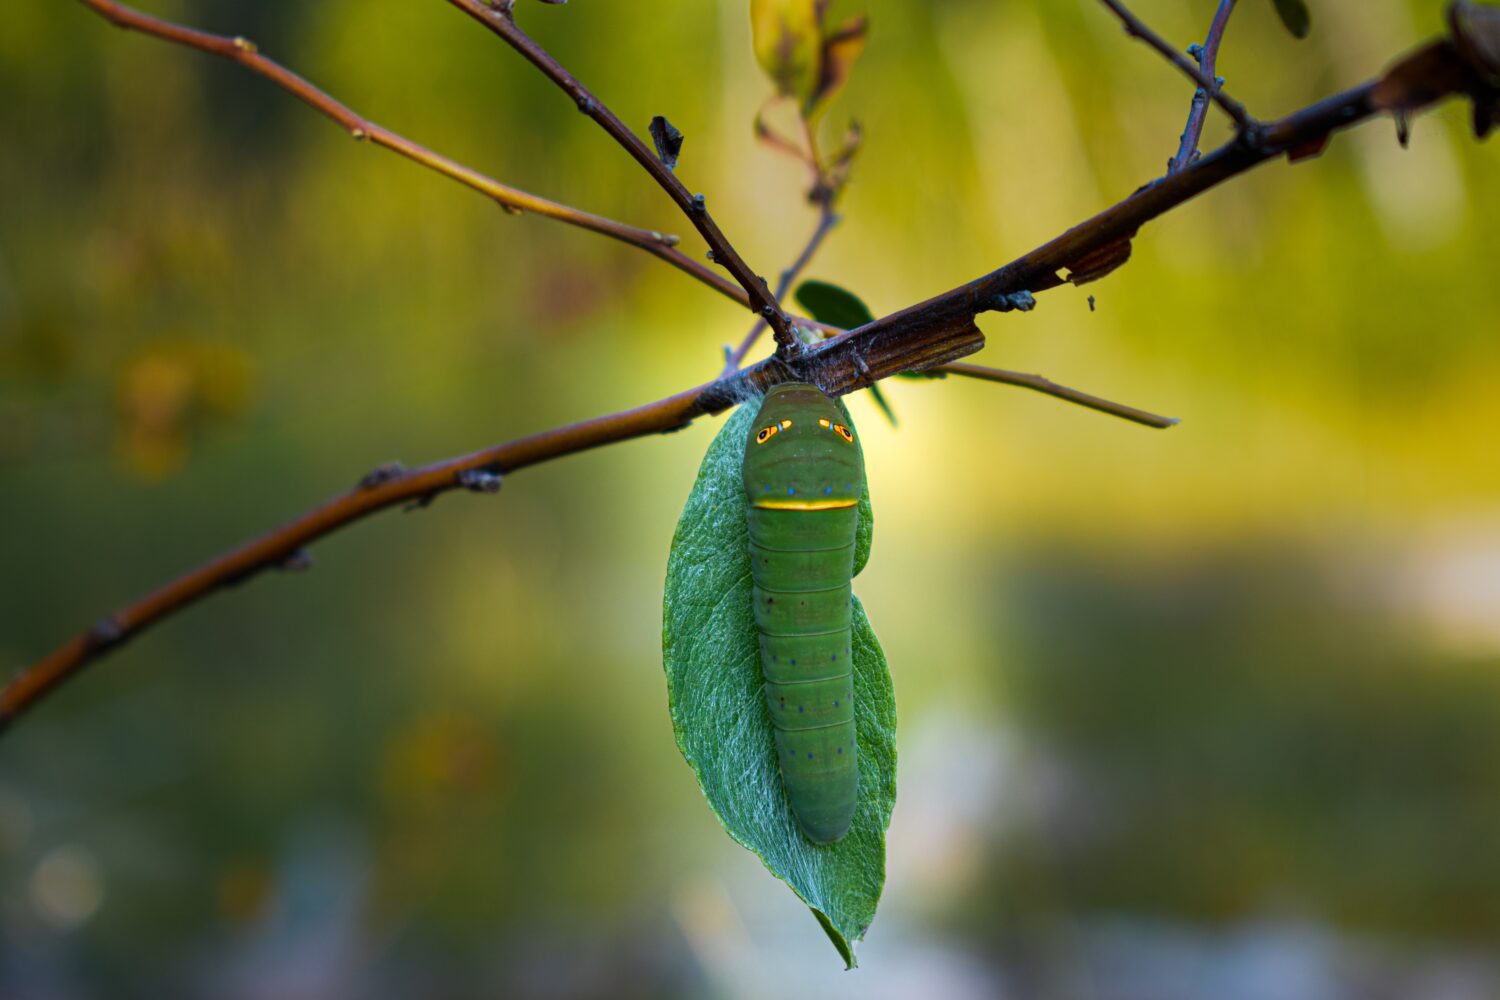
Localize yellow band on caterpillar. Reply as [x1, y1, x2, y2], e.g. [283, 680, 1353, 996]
[750, 498, 858, 511]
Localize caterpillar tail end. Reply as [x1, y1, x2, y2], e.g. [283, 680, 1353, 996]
[798, 811, 854, 845]
[772, 718, 858, 844]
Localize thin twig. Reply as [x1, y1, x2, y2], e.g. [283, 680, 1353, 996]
[1, 30, 1477, 735]
[932, 363, 1178, 429]
[1098, 0, 1257, 133]
[442, 0, 802, 355]
[724, 205, 841, 374]
[1171, 0, 1239, 173]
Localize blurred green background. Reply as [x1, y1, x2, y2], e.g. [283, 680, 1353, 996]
[3, 0, 1499, 997]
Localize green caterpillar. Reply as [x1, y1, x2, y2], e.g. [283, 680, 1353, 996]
[741, 383, 862, 843]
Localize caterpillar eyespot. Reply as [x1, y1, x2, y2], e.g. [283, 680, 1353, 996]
[742, 383, 862, 844]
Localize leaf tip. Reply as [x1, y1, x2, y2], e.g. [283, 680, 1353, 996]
[812, 906, 857, 968]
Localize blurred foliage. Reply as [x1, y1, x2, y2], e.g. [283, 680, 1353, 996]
[751, 0, 868, 121]
[1, 0, 1499, 997]
[116, 338, 255, 477]
[752, 0, 824, 103]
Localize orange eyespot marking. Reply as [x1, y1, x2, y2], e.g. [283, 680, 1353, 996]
[818, 418, 832, 429]
[755, 425, 779, 444]
[780, 419, 793, 430]
[833, 423, 854, 443]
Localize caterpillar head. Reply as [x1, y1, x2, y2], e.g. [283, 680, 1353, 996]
[742, 382, 862, 508]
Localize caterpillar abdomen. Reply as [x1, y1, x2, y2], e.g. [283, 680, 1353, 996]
[742, 384, 863, 844]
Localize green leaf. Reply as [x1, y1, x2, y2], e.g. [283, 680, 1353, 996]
[750, 0, 823, 104]
[795, 279, 875, 330]
[662, 401, 893, 967]
[795, 280, 898, 426]
[1270, 0, 1311, 39]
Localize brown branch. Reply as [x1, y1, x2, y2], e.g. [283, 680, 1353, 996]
[1171, 0, 1240, 173]
[72, 0, 763, 311]
[725, 204, 842, 374]
[930, 363, 1178, 429]
[2, 28, 1480, 736]
[440, 0, 802, 355]
[1099, 0, 1256, 133]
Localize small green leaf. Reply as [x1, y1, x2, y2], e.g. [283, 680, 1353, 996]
[663, 401, 894, 967]
[750, 0, 823, 104]
[795, 281, 897, 426]
[1270, 0, 1312, 39]
[795, 279, 875, 330]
